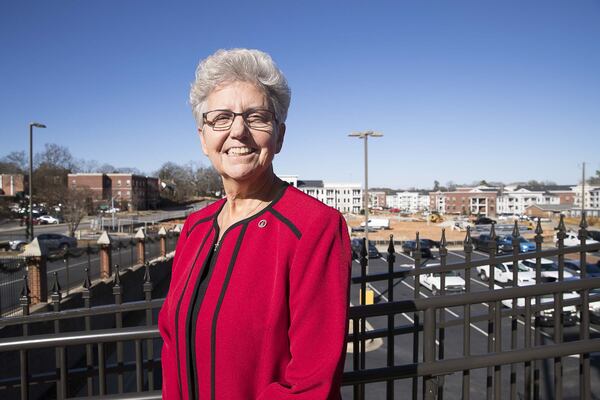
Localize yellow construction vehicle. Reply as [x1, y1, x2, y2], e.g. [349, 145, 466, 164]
[428, 213, 443, 223]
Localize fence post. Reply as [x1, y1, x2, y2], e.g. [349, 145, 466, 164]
[158, 226, 167, 257]
[135, 227, 146, 265]
[22, 238, 47, 305]
[97, 231, 113, 279]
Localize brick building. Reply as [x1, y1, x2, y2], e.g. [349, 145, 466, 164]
[0, 174, 26, 196]
[430, 186, 499, 217]
[68, 173, 160, 211]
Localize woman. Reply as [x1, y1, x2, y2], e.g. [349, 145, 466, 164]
[159, 48, 351, 400]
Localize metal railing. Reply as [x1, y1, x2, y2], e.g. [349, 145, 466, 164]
[0, 215, 598, 399]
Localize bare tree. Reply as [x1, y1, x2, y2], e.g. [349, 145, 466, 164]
[34, 143, 77, 170]
[63, 186, 93, 237]
[0, 151, 27, 173]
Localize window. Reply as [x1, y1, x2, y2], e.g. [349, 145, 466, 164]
[127, 180, 130, 186]
[118, 180, 121, 186]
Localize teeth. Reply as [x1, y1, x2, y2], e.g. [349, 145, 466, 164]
[227, 147, 253, 155]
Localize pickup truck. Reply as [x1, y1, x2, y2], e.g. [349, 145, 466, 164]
[556, 231, 599, 249]
[360, 218, 390, 230]
[420, 269, 465, 295]
[476, 262, 535, 284]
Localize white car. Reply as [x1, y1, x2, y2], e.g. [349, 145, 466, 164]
[520, 258, 574, 282]
[589, 288, 600, 324]
[556, 231, 599, 248]
[476, 262, 535, 284]
[421, 270, 465, 295]
[500, 282, 579, 326]
[37, 215, 60, 224]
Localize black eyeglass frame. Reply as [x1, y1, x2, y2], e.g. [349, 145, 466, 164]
[202, 108, 278, 132]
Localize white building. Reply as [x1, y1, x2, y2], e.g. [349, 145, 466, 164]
[571, 185, 600, 217]
[387, 191, 429, 213]
[497, 186, 560, 215]
[280, 175, 362, 213]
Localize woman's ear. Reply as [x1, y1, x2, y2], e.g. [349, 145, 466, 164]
[275, 123, 286, 154]
[198, 128, 208, 155]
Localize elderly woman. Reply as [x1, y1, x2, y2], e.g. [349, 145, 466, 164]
[159, 48, 351, 400]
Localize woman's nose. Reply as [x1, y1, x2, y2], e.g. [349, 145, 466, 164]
[228, 114, 249, 138]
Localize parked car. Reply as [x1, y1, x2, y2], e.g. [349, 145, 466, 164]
[401, 240, 433, 258]
[474, 216, 496, 225]
[563, 260, 600, 278]
[36, 215, 60, 224]
[420, 269, 465, 295]
[556, 231, 599, 249]
[588, 288, 600, 324]
[472, 234, 499, 253]
[351, 238, 381, 259]
[520, 258, 574, 282]
[10, 234, 77, 253]
[476, 262, 535, 284]
[588, 230, 600, 242]
[420, 238, 440, 249]
[497, 235, 535, 253]
[351, 226, 377, 233]
[500, 282, 578, 327]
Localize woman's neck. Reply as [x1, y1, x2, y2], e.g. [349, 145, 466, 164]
[221, 170, 280, 220]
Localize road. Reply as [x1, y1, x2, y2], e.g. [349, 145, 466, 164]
[342, 246, 600, 399]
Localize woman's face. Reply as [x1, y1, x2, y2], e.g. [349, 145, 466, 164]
[199, 81, 285, 183]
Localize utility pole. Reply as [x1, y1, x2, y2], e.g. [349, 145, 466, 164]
[582, 162, 586, 215]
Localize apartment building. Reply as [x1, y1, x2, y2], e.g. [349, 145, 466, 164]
[369, 191, 387, 209]
[429, 186, 499, 217]
[280, 175, 362, 213]
[69, 173, 160, 211]
[386, 191, 429, 213]
[571, 185, 600, 217]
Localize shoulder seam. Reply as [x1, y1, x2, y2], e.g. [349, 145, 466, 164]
[269, 208, 302, 239]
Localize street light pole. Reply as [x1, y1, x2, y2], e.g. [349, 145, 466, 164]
[28, 122, 46, 242]
[348, 130, 383, 276]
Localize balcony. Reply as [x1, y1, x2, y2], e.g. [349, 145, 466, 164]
[1, 216, 599, 399]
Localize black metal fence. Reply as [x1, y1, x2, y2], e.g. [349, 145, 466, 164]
[0, 215, 599, 399]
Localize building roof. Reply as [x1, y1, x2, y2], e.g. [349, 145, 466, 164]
[526, 204, 573, 212]
[297, 180, 324, 188]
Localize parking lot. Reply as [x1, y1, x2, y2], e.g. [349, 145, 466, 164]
[342, 244, 600, 399]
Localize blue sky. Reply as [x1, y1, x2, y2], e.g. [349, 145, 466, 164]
[1, 0, 599, 189]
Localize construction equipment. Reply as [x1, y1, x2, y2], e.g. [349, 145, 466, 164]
[428, 213, 443, 223]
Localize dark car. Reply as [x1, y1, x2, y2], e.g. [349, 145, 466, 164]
[9, 233, 77, 252]
[472, 234, 499, 253]
[588, 230, 600, 242]
[420, 239, 440, 249]
[474, 217, 496, 225]
[351, 238, 381, 259]
[563, 260, 600, 278]
[401, 240, 433, 258]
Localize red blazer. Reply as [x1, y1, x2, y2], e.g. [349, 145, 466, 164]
[159, 184, 351, 399]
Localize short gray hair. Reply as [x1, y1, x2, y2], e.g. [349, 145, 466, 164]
[190, 48, 291, 127]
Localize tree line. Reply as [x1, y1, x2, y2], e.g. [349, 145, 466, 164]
[0, 144, 223, 234]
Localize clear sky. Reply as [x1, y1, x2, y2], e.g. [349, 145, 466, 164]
[1, 0, 599, 189]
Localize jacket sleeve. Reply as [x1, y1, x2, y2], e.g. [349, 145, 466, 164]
[257, 211, 351, 399]
[158, 218, 190, 399]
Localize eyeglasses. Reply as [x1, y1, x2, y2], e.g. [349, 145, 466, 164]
[202, 108, 277, 132]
